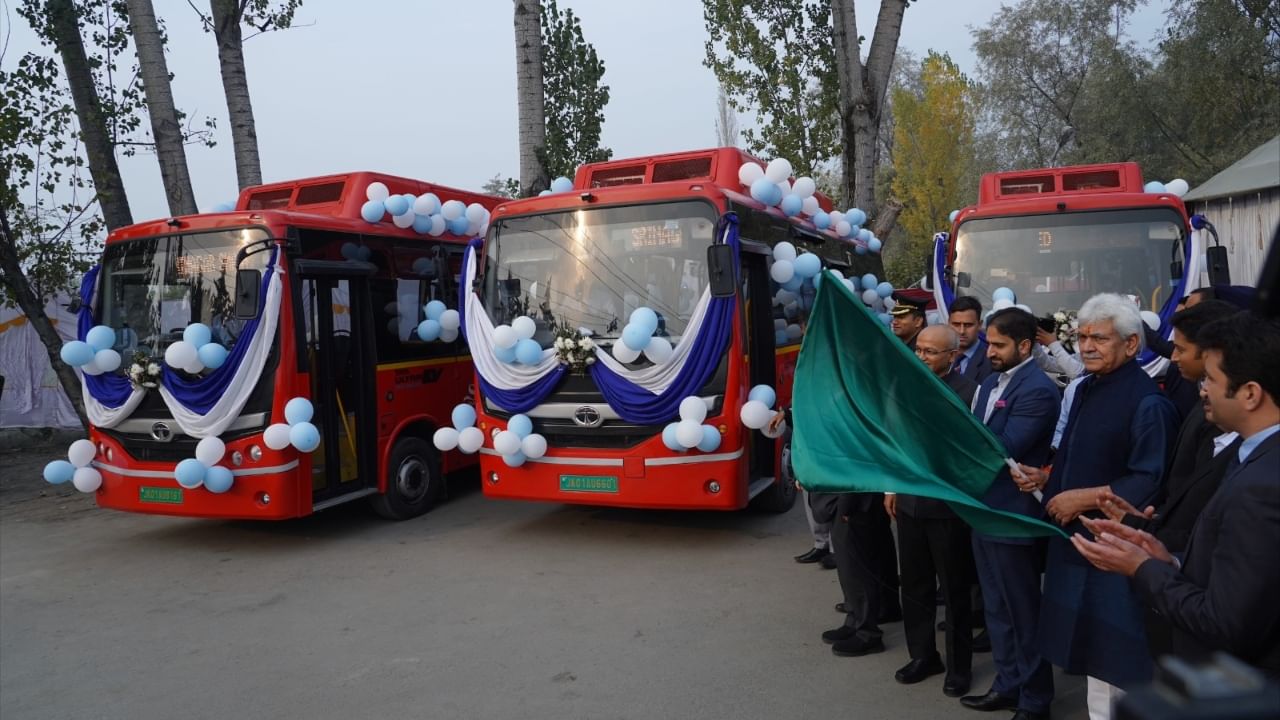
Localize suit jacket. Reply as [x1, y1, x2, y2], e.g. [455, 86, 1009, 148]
[1132, 432, 1280, 677]
[972, 359, 1061, 543]
[898, 370, 978, 520]
[958, 340, 994, 384]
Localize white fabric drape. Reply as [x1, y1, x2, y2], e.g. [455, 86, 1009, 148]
[82, 378, 147, 428]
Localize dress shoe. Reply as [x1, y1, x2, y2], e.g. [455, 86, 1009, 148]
[1011, 711, 1050, 720]
[894, 655, 945, 684]
[821, 625, 857, 644]
[832, 636, 885, 656]
[943, 672, 972, 697]
[959, 690, 1019, 712]
[794, 547, 830, 564]
[820, 554, 837, 570]
[972, 629, 991, 653]
[834, 602, 849, 614]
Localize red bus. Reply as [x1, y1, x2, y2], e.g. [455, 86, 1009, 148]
[929, 162, 1204, 372]
[79, 172, 502, 519]
[459, 147, 883, 511]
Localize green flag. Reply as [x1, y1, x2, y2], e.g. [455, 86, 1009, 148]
[791, 271, 1066, 539]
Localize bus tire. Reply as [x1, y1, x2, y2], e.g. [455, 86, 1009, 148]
[370, 435, 441, 520]
[751, 442, 797, 513]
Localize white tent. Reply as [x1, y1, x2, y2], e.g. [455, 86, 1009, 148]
[0, 296, 82, 428]
[1183, 135, 1280, 287]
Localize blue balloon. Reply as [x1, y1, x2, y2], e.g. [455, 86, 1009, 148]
[289, 422, 321, 452]
[812, 273, 824, 290]
[774, 330, 789, 346]
[508, 414, 533, 439]
[749, 177, 776, 205]
[621, 323, 652, 352]
[812, 211, 831, 230]
[446, 216, 470, 235]
[515, 338, 542, 365]
[357, 245, 372, 261]
[284, 397, 314, 425]
[197, 343, 228, 369]
[495, 343, 517, 363]
[856, 228, 872, 242]
[868, 237, 882, 253]
[748, 384, 776, 409]
[782, 275, 804, 292]
[847, 275, 861, 291]
[175, 458, 207, 488]
[848, 208, 867, 226]
[877, 312, 893, 326]
[183, 323, 212, 348]
[876, 281, 894, 299]
[412, 214, 433, 234]
[794, 253, 822, 279]
[341, 242, 360, 259]
[697, 425, 722, 453]
[630, 307, 659, 335]
[854, 244, 868, 255]
[86, 325, 116, 352]
[451, 403, 477, 429]
[550, 176, 574, 193]
[204, 466, 234, 494]
[385, 196, 410, 217]
[503, 451, 527, 467]
[60, 340, 95, 367]
[948, 209, 960, 223]
[780, 194, 803, 217]
[861, 274, 878, 289]
[360, 200, 385, 223]
[1143, 181, 1166, 194]
[212, 201, 236, 213]
[43, 460, 75, 484]
[417, 319, 442, 341]
[424, 300, 446, 320]
[992, 286, 1016, 303]
[662, 423, 685, 452]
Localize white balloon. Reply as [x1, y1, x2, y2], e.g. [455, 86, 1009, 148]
[366, 182, 389, 202]
[412, 194, 439, 216]
[765, 158, 793, 183]
[494, 430, 522, 456]
[740, 400, 772, 429]
[164, 341, 197, 370]
[521, 433, 548, 459]
[439, 309, 461, 331]
[465, 203, 487, 224]
[738, 162, 765, 186]
[72, 466, 103, 493]
[676, 419, 704, 449]
[1165, 179, 1189, 198]
[679, 396, 708, 423]
[182, 356, 206, 375]
[441, 199, 465, 221]
[492, 324, 518, 349]
[775, 181, 791, 201]
[793, 177, 816, 198]
[428, 215, 447, 237]
[68, 439, 96, 467]
[392, 212, 415, 229]
[835, 220, 852, 237]
[457, 426, 485, 454]
[785, 323, 802, 340]
[433, 427, 460, 452]
[612, 342, 641, 363]
[769, 260, 795, 284]
[80, 358, 104, 376]
[512, 316, 536, 340]
[772, 241, 797, 262]
[263, 423, 293, 450]
[1141, 310, 1161, 331]
[94, 348, 122, 372]
[801, 196, 820, 216]
[644, 336, 673, 364]
[439, 327, 459, 343]
[195, 436, 225, 466]
[829, 210, 845, 225]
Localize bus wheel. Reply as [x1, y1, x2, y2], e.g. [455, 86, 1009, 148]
[751, 442, 797, 513]
[371, 435, 441, 520]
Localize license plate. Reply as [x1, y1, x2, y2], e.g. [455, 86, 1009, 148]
[559, 475, 619, 494]
[139, 486, 184, 504]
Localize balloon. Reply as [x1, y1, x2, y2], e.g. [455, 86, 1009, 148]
[750, 177, 777, 205]
[862, 288, 881, 306]
[438, 309, 460, 331]
[502, 451, 527, 468]
[1143, 181, 1167, 194]
[447, 404, 475, 431]
[992, 286, 1016, 303]
[1140, 310, 1161, 331]
[793, 176, 816, 198]
[842, 278, 857, 293]
[465, 203, 487, 225]
[361, 200, 387, 222]
[948, 209, 960, 223]
[780, 194, 803, 216]
[457, 426, 484, 454]
[432, 426, 461, 452]
[61, 340, 95, 368]
[679, 396, 707, 423]
[738, 162, 764, 186]
[164, 341, 197, 370]
[630, 307, 659, 334]
[341, 242, 360, 260]
[384, 195, 409, 217]
[492, 324, 518, 349]
[411, 216, 433, 237]
[765, 158, 793, 183]
[415, 319, 441, 342]
[441, 199, 466, 221]
[495, 343, 518, 363]
[86, 325, 116, 352]
[204, 466, 234, 494]
[784, 324, 802, 341]
[521, 433, 548, 459]
[992, 298, 1015, 310]
[494, 430, 522, 456]
[662, 423, 685, 452]
[357, 245, 372, 261]
[366, 182, 389, 202]
[68, 438, 96, 467]
[782, 275, 804, 292]
[72, 466, 103, 493]
[446, 216, 470, 236]
[515, 338, 542, 365]
[264, 423, 292, 450]
[94, 348, 122, 372]
[197, 343, 227, 370]
[182, 323, 211, 348]
[612, 342, 641, 363]
[210, 202, 235, 213]
[794, 253, 822, 279]
[512, 315, 537, 339]
[696, 425, 722, 453]
[175, 458, 206, 488]
[508, 414, 533, 439]
[748, 384, 776, 409]
[868, 237, 882, 253]
[550, 176, 574, 193]
[44, 460, 75, 484]
[676, 419, 704, 449]
[539, 190, 552, 196]
[834, 220, 852, 237]
[801, 196, 820, 216]
[414, 193, 441, 216]
[740, 400, 772, 429]
[861, 273, 878, 288]
[195, 436, 225, 466]
[856, 228, 872, 242]
[883, 297, 896, 311]
[289, 422, 321, 452]
[621, 323, 652, 352]
[427, 215, 447, 236]
[770, 259, 795, 284]
[280, 399, 313, 427]
[1166, 179, 1189, 197]
[1014, 304, 1032, 314]
[812, 211, 831, 230]
[644, 336, 673, 364]
[423, 299, 446, 320]
[847, 208, 867, 226]
[878, 312, 892, 326]
[876, 281, 894, 299]
[392, 211, 416, 229]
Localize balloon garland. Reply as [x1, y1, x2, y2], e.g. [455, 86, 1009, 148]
[359, 182, 490, 237]
[737, 158, 883, 254]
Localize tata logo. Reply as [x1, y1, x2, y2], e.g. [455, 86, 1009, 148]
[572, 406, 603, 428]
[150, 422, 173, 442]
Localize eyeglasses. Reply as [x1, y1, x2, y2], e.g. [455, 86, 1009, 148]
[914, 347, 956, 358]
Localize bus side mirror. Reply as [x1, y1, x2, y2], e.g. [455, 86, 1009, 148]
[235, 269, 262, 319]
[707, 244, 737, 298]
[956, 271, 972, 288]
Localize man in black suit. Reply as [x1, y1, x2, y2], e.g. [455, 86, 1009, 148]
[1073, 311, 1280, 678]
[959, 309, 1060, 720]
[885, 325, 977, 696]
[950, 296, 993, 383]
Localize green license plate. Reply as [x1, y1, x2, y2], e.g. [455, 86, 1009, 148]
[139, 486, 184, 504]
[559, 475, 619, 494]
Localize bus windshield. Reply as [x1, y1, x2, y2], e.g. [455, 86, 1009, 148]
[952, 207, 1184, 315]
[482, 201, 716, 343]
[97, 228, 272, 357]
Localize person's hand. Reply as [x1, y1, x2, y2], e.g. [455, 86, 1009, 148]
[1070, 531, 1150, 577]
[1014, 464, 1049, 493]
[1046, 487, 1096, 524]
[1081, 517, 1174, 565]
[1096, 489, 1156, 523]
[884, 494, 897, 520]
[766, 411, 786, 434]
[1036, 327, 1056, 347]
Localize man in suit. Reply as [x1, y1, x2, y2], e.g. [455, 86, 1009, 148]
[1072, 310, 1280, 678]
[959, 308, 1061, 720]
[885, 325, 977, 696]
[950, 296, 993, 383]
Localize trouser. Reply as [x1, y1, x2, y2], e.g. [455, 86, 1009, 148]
[833, 494, 897, 641]
[802, 489, 831, 550]
[972, 536, 1054, 714]
[898, 512, 973, 673]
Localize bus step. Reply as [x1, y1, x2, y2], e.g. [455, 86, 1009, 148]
[747, 476, 776, 499]
[312, 487, 378, 512]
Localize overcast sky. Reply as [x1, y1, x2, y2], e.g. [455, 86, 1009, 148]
[3, 0, 1173, 224]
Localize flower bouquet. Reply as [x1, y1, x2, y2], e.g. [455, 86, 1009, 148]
[126, 350, 162, 389]
[552, 323, 597, 375]
[1051, 309, 1080, 353]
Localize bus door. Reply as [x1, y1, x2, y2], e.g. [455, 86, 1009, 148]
[740, 249, 778, 483]
[297, 260, 379, 509]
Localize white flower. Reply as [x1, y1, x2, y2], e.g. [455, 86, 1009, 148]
[586, 356, 596, 365]
[1053, 312, 1066, 322]
[129, 363, 143, 374]
[147, 363, 161, 375]
[1070, 319, 1079, 329]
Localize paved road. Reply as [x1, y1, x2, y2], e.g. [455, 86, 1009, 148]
[1, 444, 1086, 720]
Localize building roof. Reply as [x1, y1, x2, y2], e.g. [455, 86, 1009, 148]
[1183, 135, 1280, 201]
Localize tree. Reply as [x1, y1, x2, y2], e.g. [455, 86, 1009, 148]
[702, 0, 841, 179]
[714, 84, 739, 147]
[126, 0, 197, 215]
[539, 0, 611, 180]
[884, 52, 974, 286]
[514, 0, 549, 197]
[482, 174, 522, 199]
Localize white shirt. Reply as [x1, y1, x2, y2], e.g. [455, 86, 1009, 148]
[975, 355, 1036, 423]
[1212, 432, 1239, 458]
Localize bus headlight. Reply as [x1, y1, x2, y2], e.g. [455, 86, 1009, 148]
[249, 445, 262, 462]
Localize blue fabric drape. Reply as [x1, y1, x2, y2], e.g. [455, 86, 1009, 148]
[78, 265, 135, 409]
[934, 233, 955, 309]
[476, 366, 568, 415]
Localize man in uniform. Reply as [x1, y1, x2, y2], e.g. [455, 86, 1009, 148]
[890, 292, 930, 349]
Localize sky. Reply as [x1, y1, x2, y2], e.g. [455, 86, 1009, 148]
[2, 0, 1174, 225]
